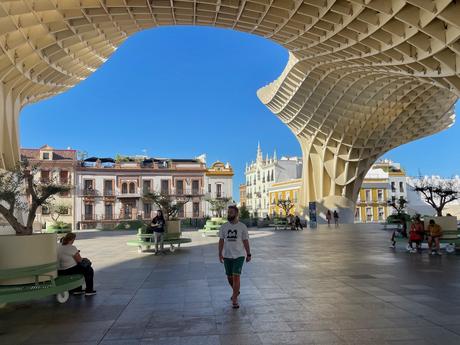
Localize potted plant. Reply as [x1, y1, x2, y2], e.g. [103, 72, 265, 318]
[205, 197, 231, 219]
[0, 161, 72, 285]
[143, 191, 189, 234]
[47, 202, 72, 233]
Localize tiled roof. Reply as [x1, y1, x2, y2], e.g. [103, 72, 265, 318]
[20, 148, 76, 161]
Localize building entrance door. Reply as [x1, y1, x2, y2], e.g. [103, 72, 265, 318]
[122, 201, 136, 219]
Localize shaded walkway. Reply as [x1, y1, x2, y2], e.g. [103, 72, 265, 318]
[2, 224, 460, 345]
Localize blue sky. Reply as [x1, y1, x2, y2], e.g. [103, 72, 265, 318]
[20, 26, 460, 200]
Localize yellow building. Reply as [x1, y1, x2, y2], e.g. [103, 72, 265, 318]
[266, 160, 407, 223]
[268, 179, 302, 217]
[355, 160, 407, 223]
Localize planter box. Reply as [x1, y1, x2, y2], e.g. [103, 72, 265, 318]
[0, 233, 57, 286]
[166, 220, 181, 235]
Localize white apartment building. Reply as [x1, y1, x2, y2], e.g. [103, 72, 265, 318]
[245, 143, 302, 218]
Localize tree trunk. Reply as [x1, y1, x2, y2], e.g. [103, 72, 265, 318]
[437, 208, 443, 217]
[0, 208, 29, 235]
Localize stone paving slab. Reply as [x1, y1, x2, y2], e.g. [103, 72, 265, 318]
[2, 224, 460, 344]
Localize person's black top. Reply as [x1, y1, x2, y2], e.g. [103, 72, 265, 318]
[151, 216, 165, 233]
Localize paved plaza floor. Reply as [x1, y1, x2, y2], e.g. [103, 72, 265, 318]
[2, 224, 460, 345]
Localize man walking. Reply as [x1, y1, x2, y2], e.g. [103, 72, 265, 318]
[218, 205, 251, 309]
[333, 210, 339, 228]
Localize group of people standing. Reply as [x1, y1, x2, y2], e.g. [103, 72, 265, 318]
[325, 210, 339, 227]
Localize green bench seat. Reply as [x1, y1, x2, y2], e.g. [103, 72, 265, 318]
[198, 229, 219, 237]
[0, 262, 84, 305]
[269, 219, 288, 230]
[198, 218, 226, 237]
[394, 230, 460, 252]
[127, 230, 191, 253]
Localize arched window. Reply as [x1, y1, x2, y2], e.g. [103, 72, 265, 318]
[122, 183, 128, 194]
[129, 182, 135, 194]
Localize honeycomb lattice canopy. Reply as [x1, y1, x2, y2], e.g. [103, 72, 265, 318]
[0, 0, 459, 221]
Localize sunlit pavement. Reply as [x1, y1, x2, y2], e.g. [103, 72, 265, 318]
[2, 224, 460, 345]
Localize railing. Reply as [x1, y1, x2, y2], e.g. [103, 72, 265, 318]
[78, 188, 99, 197]
[82, 214, 95, 221]
[103, 189, 115, 196]
[118, 189, 140, 197]
[204, 192, 230, 199]
[173, 188, 204, 196]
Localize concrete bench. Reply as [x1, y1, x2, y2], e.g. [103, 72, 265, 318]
[0, 262, 84, 305]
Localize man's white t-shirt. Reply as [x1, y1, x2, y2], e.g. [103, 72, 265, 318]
[219, 221, 249, 259]
[57, 244, 78, 270]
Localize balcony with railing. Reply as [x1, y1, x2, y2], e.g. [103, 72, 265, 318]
[103, 189, 116, 197]
[78, 188, 99, 197]
[82, 213, 96, 221]
[172, 188, 204, 197]
[81, 213, 139, 222]
[118, 188, 141, 198]
[204, 191, 230, 199]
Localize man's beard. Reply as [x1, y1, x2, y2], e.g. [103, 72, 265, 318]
[227, 215, 236, 222]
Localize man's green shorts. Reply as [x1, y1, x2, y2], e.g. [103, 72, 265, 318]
[223, 257, 245, 276]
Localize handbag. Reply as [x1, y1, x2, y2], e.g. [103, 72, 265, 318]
[79, 257, 92, 268]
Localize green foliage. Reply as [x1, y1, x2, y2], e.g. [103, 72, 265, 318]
[115, 154, 131, 163]
[386, 213, 410, 224]
[115, 220, 146, 230]
[239, 205, 250, 219]
[0, 160, 72, 235]
[206, 197, 231, 217]
[143, 191, 189, 220]
[48, 221, 71, 230]
[50, 202, 71, 222]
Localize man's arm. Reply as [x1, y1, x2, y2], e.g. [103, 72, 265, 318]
[218, 239, 224, 263]
[243, 239, 251, 262]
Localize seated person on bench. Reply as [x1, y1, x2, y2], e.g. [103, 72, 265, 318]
[427, 219, 443, 256]
[408, 216, 424, 253]
[58, 233, 96, 296]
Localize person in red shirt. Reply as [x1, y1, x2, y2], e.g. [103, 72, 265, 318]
[408, 216, 424, 253]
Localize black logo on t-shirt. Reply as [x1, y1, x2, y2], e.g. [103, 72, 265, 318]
[226, 229, 238, 241]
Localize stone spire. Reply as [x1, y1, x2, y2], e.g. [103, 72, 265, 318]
[273, 149, 277, 162]
[256, 141, 263, 163]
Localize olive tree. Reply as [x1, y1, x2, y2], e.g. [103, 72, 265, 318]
[413, 177, 459, 216]
[0, 161, 72, 235]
